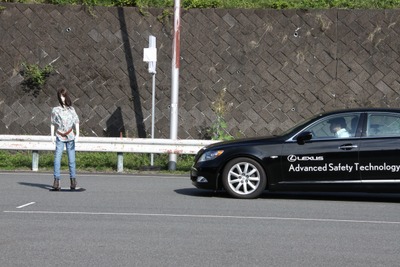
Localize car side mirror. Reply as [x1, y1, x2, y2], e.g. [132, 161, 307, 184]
[297, 131, 313, 145]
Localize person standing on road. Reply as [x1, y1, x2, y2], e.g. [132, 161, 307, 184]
[50, 88, 80, 191]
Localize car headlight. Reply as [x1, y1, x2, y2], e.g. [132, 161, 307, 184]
[198, 150, 224, 162]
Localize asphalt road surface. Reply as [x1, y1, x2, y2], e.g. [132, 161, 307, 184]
[1, 172, 400, 267]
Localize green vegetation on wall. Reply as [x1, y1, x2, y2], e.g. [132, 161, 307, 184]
[1, 0, 400, 9]
[208, 88, 234, 141]
[21, 63, 53, 97]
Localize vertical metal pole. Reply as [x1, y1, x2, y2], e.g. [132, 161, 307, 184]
[147, 35, 157, 167]
[168, 0, 181, 171]
[32, 150, 39, 172]
[117, 152, 123, 173]
[150, 73, 156, 166]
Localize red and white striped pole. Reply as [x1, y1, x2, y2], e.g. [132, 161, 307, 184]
[168, 0, 181, 170]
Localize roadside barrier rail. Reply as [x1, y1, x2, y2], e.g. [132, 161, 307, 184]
[0, 135, 218, 172]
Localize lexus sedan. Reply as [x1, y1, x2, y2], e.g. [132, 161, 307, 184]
[190, 108, 400, 198]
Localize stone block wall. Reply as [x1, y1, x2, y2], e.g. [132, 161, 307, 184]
[1, 3, 400, 139]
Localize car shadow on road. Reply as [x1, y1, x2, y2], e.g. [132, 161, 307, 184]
[176, 188, 400, 203]
[260, 191, 400, 203]
[174, 188, 229, 198]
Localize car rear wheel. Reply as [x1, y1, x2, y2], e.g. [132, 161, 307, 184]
[222, 157, 266, 199]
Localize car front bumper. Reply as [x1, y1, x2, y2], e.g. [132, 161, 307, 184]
[190, 164, 220, 190]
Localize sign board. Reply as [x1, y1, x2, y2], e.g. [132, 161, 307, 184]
[143, 35, 157, 74]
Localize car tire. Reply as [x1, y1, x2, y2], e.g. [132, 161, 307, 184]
[222, 157, 266, 199]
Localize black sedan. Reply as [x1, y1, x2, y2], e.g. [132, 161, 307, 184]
[191, 108, 400, 198]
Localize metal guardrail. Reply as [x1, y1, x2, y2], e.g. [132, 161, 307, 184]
[0, 135, 219, 172]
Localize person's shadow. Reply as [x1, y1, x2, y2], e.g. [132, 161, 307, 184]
[18, 182, 52, 190]
[18, 182, 86, 192]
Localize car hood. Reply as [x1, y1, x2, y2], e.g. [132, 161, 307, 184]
[204, 135, 283, 150]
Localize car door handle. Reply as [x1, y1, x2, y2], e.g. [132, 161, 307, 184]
[339, 144, 358, 150]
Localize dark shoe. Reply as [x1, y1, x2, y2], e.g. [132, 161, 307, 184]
[51, 179, 60, 191]
[70, 178, 77, 190]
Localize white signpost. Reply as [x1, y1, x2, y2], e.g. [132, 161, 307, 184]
[143, 35, 157, 166]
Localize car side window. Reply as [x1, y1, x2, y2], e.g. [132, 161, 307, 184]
[305, 114, 360, 140]
[367, 113, 400, 137]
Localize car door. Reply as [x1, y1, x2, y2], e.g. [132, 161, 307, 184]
[280, 113, 362, 184]
[359, 112, 400, 182]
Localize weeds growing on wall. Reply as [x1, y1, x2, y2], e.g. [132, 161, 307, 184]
[21, 63, 53, 97]
[2, 0, 400, 9]
[208, 88, 234, 141]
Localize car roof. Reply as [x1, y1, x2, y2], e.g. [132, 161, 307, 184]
[321, 108, 400, 116]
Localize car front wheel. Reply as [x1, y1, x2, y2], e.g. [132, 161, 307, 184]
[222, 157, 266, 199]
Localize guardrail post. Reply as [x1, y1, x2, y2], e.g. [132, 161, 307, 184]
[32, 150, 39, 171]
[117, 152, 123, 173]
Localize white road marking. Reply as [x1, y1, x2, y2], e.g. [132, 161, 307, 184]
[3, 210, 400, 225]
[16, 202, 36, 209]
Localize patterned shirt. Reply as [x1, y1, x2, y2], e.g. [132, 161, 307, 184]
[51, 106, 79, 142]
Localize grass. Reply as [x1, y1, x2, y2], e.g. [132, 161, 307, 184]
[1, 0, 400, 9]
[0, 150, 195, 174]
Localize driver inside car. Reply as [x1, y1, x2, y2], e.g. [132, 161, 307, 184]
[328, 117, 350, 138]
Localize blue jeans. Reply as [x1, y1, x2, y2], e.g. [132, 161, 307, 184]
[54, 138, 76, 180]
